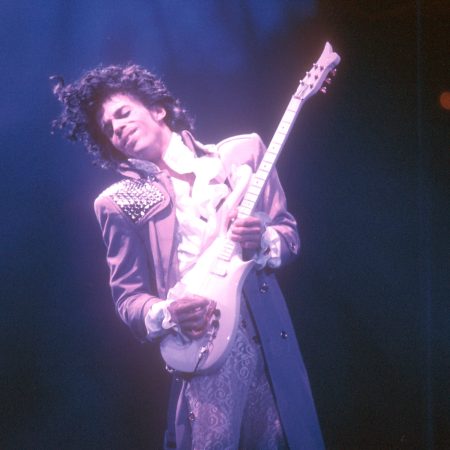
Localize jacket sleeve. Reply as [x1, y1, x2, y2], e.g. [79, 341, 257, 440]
[260, 157, 300, 267]
[218, 133, 300, 267]
[94, 195, 161, 341]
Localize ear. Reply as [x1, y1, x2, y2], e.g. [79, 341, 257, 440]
[150, 105, 167, 122]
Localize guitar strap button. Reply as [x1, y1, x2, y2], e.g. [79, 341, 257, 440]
[259, 282, 269, 294]
[252, 335, 261, 345]
[188, 411, 196, 422]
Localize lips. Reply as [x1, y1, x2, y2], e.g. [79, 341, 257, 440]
[122, 127, 137, 148]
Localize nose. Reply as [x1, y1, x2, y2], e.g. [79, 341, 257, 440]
[113, 121, 125, 139]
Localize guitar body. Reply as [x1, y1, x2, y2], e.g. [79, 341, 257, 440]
[160, 236, 255, 373]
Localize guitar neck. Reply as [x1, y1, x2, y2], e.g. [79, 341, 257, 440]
[236, 94, 305, 221]
[237, 42, 340, 221]
[220, 42, 340, 260]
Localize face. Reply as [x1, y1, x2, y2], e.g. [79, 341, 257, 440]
[97, 93, 172, 163]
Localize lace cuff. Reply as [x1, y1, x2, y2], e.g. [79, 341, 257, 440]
[144, 299, 176, 341]
[251, 212, 281, 269]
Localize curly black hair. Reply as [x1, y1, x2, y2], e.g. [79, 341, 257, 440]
[52, 64, 194, 170]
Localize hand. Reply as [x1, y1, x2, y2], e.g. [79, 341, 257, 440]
[168, 296, 216, 339]
[228, 210, 265, 250]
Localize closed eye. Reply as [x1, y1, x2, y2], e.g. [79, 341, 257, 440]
[115, 106, 130, 119]
[102, 121, 114, 138]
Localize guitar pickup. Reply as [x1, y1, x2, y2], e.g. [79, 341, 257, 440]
[210, 259, 227, 277]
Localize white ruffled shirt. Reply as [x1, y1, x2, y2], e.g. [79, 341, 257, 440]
[144, 133, 281, 339]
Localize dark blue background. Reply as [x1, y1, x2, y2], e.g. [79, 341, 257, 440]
[1, 1, 448, 449]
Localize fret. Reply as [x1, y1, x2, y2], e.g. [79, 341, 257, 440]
[260, 162, 271, 172]
[241, 199, 254, 209]
[254, 169, 267, 176]
[248, 185, 260, 195]
[218, 241, 236, 260]
[238, 205, 251, 215]
[264, 152, 277, 163]
[217, 254, 230, 264]
[283, 111, 296, 121]
[245, 192, 258, 202]
[223, 240, 234, 250]
[254, 173, 268, 183]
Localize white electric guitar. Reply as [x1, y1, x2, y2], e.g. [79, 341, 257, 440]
[160, 42, 341, 373]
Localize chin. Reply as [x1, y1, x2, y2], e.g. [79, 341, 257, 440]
[126, 141, 145, 157]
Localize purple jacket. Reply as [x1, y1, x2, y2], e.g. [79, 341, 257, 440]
[94, 132, 324, 449]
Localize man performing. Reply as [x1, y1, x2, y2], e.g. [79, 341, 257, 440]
[53, 64, 324, 449]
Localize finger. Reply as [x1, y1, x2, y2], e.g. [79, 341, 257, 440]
[172, 297, 210, 314]
[180, 319, 210, 337]
[176, 300, 216, 322]
[183, 327, 207, 339]
[240, 241, 261, 250]
[179, 303, 217, 333]
[230, 230, 262, 244]
[231, 226, 262, 237]
[230, 219, 263, 237]
[227, 209, 238, 223]
[175, 308, 207, 325]
[233, 216, 261, 227]
[180, 296, 210, 306]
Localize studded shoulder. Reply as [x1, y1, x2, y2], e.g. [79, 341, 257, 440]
[98, 178, 165, 223]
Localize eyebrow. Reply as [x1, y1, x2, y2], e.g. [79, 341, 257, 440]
[99, 104, 128, 130]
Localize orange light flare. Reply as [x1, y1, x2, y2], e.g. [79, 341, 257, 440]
[439, 91, 450, 111]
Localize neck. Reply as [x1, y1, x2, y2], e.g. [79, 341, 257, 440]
[142, 127, 173, 167]
[157, 132, 196, 185]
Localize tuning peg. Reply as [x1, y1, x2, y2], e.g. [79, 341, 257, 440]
[332, 68, 337, 77]
[320, 86, 327, 94]
[325, 77, 332, 84]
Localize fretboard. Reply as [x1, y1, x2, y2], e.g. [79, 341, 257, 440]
[237, 94, 305, 221]
[216, 42, 340, 264]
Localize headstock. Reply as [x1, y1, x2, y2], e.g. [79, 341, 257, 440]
[294, 42, 341, 101]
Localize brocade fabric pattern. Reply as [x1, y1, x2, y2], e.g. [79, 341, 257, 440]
[184, 322, 287, 450]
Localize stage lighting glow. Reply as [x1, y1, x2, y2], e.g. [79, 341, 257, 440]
[439, 91, 450, 110]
